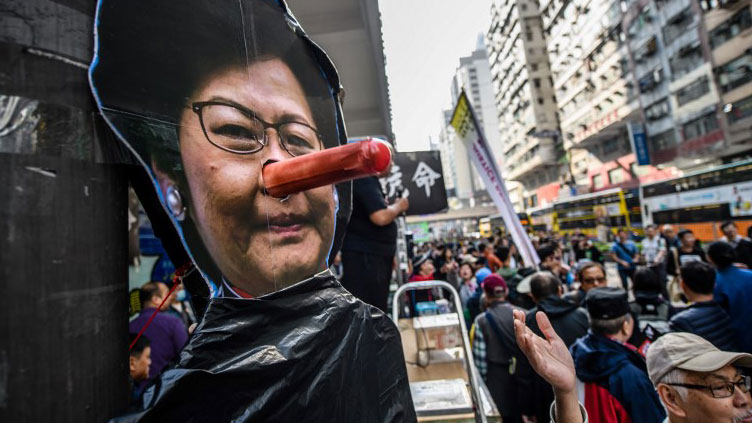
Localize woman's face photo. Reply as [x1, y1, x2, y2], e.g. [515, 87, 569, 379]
[172, 58, 335, 295]
[91, 0, 348, 298]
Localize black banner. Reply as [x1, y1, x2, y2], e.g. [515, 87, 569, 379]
[380, 150, 448, 216]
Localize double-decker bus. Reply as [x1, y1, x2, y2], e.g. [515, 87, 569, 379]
[479, 212, 531, 238]
[641, 160, 752, 241]
[553, 188, 642, 239]
[529, 204, 556, 233]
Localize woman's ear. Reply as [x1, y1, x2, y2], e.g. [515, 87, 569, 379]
[151, 158, 177, 199]
[152, 158, 186, 221]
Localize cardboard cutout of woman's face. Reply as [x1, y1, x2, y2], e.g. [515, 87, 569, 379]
[90, 0, 343, 297]
[170, 60, 335, 295]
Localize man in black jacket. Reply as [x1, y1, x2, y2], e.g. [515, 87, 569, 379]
[522, 272, 589, 422]
[669, 261, 738, 351]
[471, 275, 527, 423]
[720, 220, 752, 269]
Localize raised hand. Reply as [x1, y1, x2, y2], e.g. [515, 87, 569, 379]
[512, 309, 576, 394]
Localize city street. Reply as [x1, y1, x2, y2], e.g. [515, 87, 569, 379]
[3, 0, 752, 422]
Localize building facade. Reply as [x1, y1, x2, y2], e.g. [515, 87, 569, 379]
[439, 40, 509, 209]
[538, 0, 752, 194]
[487, 0, 564, 208]
[705, 0, 752, 161]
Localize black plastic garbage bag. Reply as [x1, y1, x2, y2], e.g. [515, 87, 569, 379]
[113, 271, 416, 422]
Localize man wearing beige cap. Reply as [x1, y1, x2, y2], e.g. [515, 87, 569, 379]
[647, 332, 752, 423]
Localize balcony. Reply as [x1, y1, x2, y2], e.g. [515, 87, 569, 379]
[506, 141, 559, 181]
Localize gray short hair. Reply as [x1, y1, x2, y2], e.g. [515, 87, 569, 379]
[590, 314, 631, 336]
[658, 368, 688, 402]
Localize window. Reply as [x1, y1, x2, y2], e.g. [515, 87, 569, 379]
[521, 3, 528, 10]
[631, 163, 651, 177]
[725, 94, 752, 124]
[639, 67, 663, 92]
[602, 137, 622, 155]
[663, 8, 694, 45]
[609, 168, 625, 184]
[718, 52, 752, 92]
[534, 78, 541, 87]
[633, 37, 658, 63]
[531, 63, 539, 71]
[645, 98, 671, 120]
[649, 129, 678, 151]
[627, 6, 652, 36]
[710, 8, 752, 48]
[538, 97, 544, 104]
[593, 174, 605, 188]
[682, 113, 719, 140]
[526, 32, 534, 41]
[676, 77, 710, 106]
[701, 0, 741, 11]
[669, 43, 704, 80]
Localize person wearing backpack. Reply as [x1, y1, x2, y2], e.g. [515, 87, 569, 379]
[471, 275, 527, 423]
[629, 267, 670, 333]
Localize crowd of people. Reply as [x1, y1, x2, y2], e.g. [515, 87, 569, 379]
[397, 220, 752, 423]
[127, 282, 194, 407]
[126, 218, 752, 422]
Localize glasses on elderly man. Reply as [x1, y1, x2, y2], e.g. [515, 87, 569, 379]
[192, 101, 323, 157]
[666, 375, 751, 398]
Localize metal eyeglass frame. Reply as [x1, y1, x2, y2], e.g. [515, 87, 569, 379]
[191, 100, 323, 156]
[666, 375, 752, 398]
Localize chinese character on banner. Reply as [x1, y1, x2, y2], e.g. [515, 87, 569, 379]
[412, 162, 441, 197]
[380, 151, 447, 216]
[382, 164, 407, 198]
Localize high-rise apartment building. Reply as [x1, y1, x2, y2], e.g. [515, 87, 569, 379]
[542, 0, 647, 191]
[487, 0, 563, 207]
[450, 37, 504, 162]
[705, 0, 752, 161]
[626, 0, 725, 170]
[438, 40, 505, 208]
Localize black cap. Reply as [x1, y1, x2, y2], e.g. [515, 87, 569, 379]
[585, 287, 629, 320]
[412, 253, 432, 273]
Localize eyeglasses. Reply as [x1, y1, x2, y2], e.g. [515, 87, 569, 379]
[667, 375, 752, 398]
[191, 101, 323, 156]
[582, 276, 607, 285]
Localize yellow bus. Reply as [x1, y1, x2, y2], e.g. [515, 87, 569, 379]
[478, 212, 531, 238]
[553, 188, 642, 239]
[529, 204, 556, 233]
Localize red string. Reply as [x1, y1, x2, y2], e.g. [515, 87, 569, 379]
[129, 262, 193, 351]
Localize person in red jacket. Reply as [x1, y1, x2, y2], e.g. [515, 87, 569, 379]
[571, 287, 666, 422]
[409, 253, 435, 282]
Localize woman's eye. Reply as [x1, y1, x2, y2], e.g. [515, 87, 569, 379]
[212, 124, 258, 140]
[285, 135, 314, 149]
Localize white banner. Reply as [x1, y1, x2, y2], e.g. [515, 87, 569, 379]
[450, 91, 540, 267]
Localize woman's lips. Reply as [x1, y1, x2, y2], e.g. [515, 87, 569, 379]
[269, 223, 304, 235]
[264, 213, 307, 238]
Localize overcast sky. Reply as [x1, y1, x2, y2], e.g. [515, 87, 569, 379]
[379, 0, 492, 152]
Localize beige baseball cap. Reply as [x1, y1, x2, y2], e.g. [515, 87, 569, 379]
[647, 332, 752, 385]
